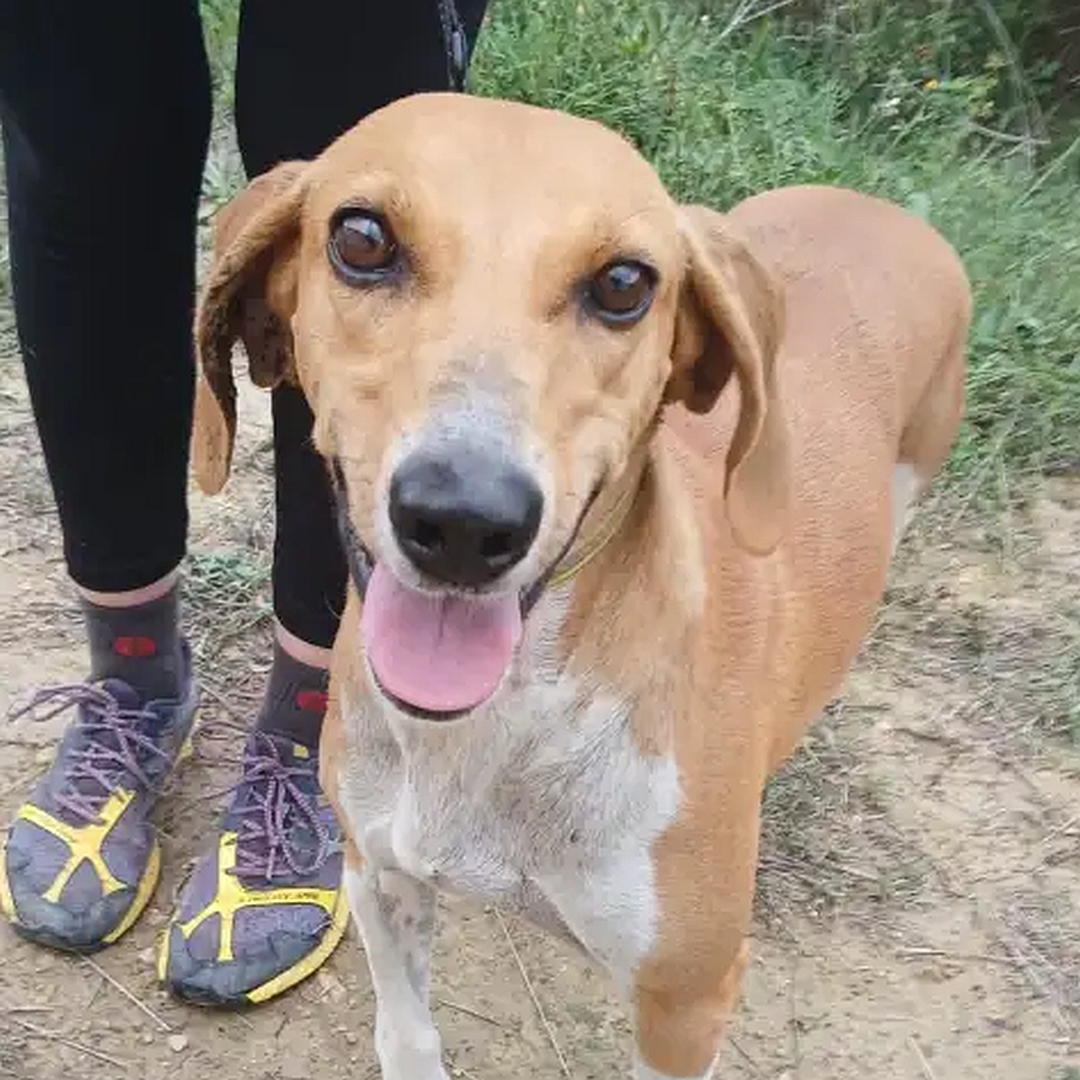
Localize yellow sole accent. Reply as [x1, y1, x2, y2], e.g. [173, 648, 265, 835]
[2, 698, 198, 948]
[101, 838, 161, 945]
[177, 709, 201, 764]
[0, 823, 160, 947]
[157, 881, 350, 1006]
[244, 885, 351, 1004]
[21, 795, 132, 902]
[0, 833, 19, 927]
[156, 909, 170, 983]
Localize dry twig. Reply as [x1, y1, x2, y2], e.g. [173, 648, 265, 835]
[436, 998, 507, 1028]
[83, 956, 173, 1032]
[908, 1035, 938, 1080]
[9, 1015, 129, 1069]
[495, 908, 572, 1078]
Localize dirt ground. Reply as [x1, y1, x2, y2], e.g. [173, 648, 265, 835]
[1, 300, 1079, 1077]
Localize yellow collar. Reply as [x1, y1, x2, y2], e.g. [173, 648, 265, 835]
[547, 452, 647, 590]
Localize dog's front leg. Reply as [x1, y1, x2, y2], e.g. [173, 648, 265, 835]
[346, 863, 447, 1080]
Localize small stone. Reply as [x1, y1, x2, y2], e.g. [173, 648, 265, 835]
[167, 1033, 189, 1053]
[316, 969, 346, 1003]
[344, 1032, 358, 1047]
[141, 1032, 154, 1046]
[137, 946, 156, 965]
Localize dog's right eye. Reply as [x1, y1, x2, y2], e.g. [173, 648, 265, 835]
[328, 210, 399, 284]
[586, 259, 657, 327]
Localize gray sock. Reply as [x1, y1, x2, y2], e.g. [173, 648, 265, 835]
[82, 585, 185, 703]
[254, 639, 328, 750]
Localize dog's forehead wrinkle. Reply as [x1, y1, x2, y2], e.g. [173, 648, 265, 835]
[475, 196, 675, 265]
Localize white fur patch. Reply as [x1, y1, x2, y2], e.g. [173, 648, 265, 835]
[344, 864, 448, 1080]
[634, 1059, 716, 1080]
[336, 586, 681, 999]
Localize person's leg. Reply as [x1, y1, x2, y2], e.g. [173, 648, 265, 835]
[160, 0, 490, 1007]
[0, 0, 211, 950]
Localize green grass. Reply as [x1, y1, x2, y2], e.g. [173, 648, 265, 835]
[199, 0, 241, 109]
[467, 0, 1080, 506]
[196, 0, 1076, 507]
[182, 550, 271, 664]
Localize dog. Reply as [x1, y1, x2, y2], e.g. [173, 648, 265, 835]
[191, 92, 970, 1079]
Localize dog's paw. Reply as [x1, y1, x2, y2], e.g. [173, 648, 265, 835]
[374, 1024, 449, 1080]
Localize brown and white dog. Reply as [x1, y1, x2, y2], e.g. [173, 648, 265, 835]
[191, 93, 970, 1079]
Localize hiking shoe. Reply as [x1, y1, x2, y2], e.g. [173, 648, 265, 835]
[1, 649, 198, 952]
[159, 730, 347, 1006]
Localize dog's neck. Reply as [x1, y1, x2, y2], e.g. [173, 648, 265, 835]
[550, 433, 708, 715]
[546, 441, 652, 591]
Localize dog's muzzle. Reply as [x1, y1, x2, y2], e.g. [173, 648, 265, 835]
[328, 456, 600, 721]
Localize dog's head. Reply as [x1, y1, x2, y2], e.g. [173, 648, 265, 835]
[194, 93, 788, 719]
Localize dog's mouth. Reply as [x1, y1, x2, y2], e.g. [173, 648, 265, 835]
[362, 562, 524, 719]
[330, 457, 598, 722]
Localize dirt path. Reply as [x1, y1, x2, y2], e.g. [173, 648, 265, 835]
[1, 359, 1078, 1080]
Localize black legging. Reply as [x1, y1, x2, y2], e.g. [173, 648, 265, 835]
[0, 0, 487, 648]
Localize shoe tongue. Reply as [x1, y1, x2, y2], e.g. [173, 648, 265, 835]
[99, 678, 142, 710]
[52, 678, 149, 822]
[229, 733, 331, 884]
[361, 563, 522, 714]
[100, 676, 170, 733]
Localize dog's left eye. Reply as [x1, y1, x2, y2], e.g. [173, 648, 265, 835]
[587, 260, 657, 326]
[328, 209, 399, 284]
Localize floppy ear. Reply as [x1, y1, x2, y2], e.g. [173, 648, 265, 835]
[192, 160, 308, 494]
[666, 204, 790, 555]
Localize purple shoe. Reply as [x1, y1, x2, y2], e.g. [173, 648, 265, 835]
[159, 730, 347, 1006]
[1, 646, 198, 952]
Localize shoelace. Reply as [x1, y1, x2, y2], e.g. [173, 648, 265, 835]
[229, 732, 331, 883]
[9, 683, 167, 824]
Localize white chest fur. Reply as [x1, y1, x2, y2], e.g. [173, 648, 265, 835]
[335, 609, 681, 991]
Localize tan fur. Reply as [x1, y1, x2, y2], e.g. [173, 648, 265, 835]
[193, 93, 970, 1077]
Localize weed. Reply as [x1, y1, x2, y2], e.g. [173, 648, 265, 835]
[758, 705, 932, 927]
[199, 0, 241, 106]
[470, 0, 1080, 506]
[182, 549, 271, 664]
[993, 885, 1080, 1040]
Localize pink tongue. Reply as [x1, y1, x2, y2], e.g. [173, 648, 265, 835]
[361, 563, 522, 714]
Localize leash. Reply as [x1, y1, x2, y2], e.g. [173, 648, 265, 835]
[436, 0, 469, 92]
[545, 481, 640, 592]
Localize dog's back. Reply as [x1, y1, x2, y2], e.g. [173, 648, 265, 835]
[729, 184, 969, 479]
[665, 184, 970, 768]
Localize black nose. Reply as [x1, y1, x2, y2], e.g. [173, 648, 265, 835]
[389, 448, 543, 588]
